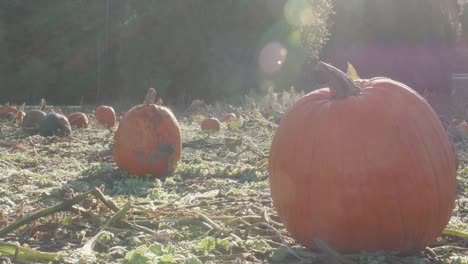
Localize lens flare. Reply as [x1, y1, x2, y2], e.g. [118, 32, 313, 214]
[259, 42, 288, 74]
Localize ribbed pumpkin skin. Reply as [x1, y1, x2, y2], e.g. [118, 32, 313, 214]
[95, 106, 116, 128]
[200, 118, 221, 131]
[114, 104, 181, 177]
[268, 77, 457, 253]
[68, 112, 89, 128]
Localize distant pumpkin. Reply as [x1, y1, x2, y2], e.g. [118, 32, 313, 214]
[39, 112, 72, 137]
[67, 112, 89, 128]
[0, 103, 17, 120]
[456, 120, 468, 137]
[201, 117, 221, 132]
[114, 88, 182, 177]
[22, 98, 46, 133]
[451, 118, 463, 126]
[221, 113, 237, 123]
[0, 104, 16, 115]
[95, 105, 116, 128]
[16, 111, 25, 124]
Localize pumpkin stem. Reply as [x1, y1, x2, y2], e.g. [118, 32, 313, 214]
[145, 88, 157, 105]
[39, 98, 46, 111]
[316, 62, 361, 99]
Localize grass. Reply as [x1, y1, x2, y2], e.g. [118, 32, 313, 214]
[0, 100, 467, 264]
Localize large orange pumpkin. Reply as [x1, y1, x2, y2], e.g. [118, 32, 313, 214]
[67, 112, 89, 128]
[114, 88, 181, 177]
[95, 105, 116, 128]
[268, 62, 457, 254]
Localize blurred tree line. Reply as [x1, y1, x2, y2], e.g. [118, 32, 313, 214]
[1, 0, 322, 106]
[0, 0, 464, 106]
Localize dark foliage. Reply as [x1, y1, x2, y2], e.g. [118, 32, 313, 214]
[320, 0, 460, 95]
[0, 0, 462, 106]
[1, 0, 328, 106]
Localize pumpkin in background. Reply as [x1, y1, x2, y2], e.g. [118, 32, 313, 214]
[200, 117, 221, 132]
[221, 113, 237, 123]
[0, 103, 17, 120]
[0, 103, 16, 115]
[68, 112, 89, 128]
[114, 88, 181, 177]
[268, 62, 457, 254]
[22, 98, 47, 133]
[456, 120, 468, 138]
[39, 112, 72, 137]
[451, 118, 463, 126]
[95, 105, 116, 128]
[16, 110, 25, 125]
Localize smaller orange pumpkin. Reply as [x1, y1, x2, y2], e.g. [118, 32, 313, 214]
[114, 88, 182, 177]
[95, 105, 116, 128]
[221, 113, 237, 123]
[68, 112, 89, 128]
[201, 117, 221, 132]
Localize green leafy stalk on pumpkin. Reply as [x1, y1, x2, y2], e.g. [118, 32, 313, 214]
[0, 241, 65, 262]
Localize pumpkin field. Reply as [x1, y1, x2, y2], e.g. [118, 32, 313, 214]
[0, 87, 467, 264]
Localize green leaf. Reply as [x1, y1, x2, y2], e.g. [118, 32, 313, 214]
[124, 246, 156, 264]
[227, 118, 244, 130]
[149, 242, 165, 256]
[60, 215, 73, 226]
[185, 256, 203, 264]
[98, 231, 114, 244]
[216, 237, 233, 252]
[199, 237, 216, 254]
[269, 246, 290, 262]
[244, 239, 272, 254]
[159, 254, 177, 264]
